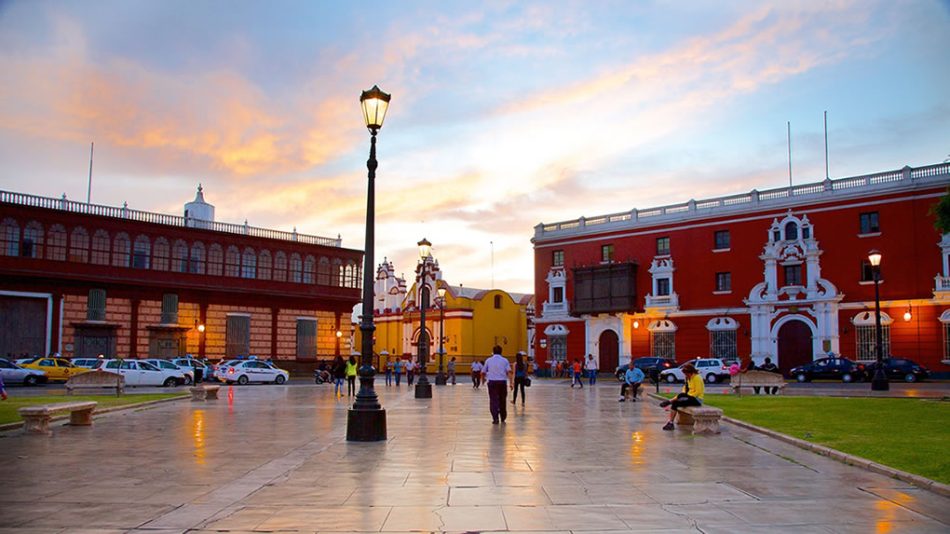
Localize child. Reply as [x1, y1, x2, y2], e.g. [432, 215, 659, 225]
[571, 359, 583, 388]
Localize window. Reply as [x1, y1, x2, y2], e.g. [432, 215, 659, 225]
[0, 218, 19, 256]
[710, 331, 737, 359]
[859, 211, 880, 234]
[715, 272, 731, 292]
[553, 287, 564, 303]
[208, 244, 223, 276]
[241, 248, 257, 279]
[91, 230, 110, 265]
[317, 257, 330, 285]
[784, 264, 802, 286]
[46, 225, 67, 261]
[87, 289, 106, 321]
[601, 244, 614, 262]
[856, 325, 890, 360]
[22, 221, 43, 258]
[656, 237, 670, 256]
[331, 258, 342, 286]
[303, 255, 315, 284]
[172, 240, 188, 273]
[161, 294, 179, 324]
[273, 252, 287, 281]
[944, 323, 950, 361]
[153, 238, 169, 271]
[494, 295, 502, 309]
[784, 222, 798, 241]
[549, 335, 567, 362]
[656, 278, 670, 297]
[552, 250, 564, 267]
[225, 246, 240, 277]
[132, 235, 150, 269]
[860, 260, 876, 282]
[651, 332, 675, 358]
[189, 242, 206, 274]
[296, 319, 317, 359]
[69, 227, 89, 263]
[225, 315, 250, 358]
[112, 233, 130, 267]
[258, 250, 272, 280]
[289, 253, 303, 283]
[714, 230, 730, 250]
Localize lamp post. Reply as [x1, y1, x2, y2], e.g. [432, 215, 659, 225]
[435, 287, 447, 385]
[415, 238, 433, 398]
[868, 249, 889, 392]
[346, 85, 390, 441]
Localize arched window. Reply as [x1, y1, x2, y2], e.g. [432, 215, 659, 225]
[241, 247, 257, 279]
[172, 239, 188, 273]
[273, 252, 287, 282]
[331, 258, 342, 287]
[208, 244, 224, 276]
[289, 253, 303, 283]
[23, 221, 43, 258]
[91, 230, 110, 265]
[317, 257, 330, 285]
[258, 250, 272, 280]
[784, 221, 798, 241]
[852, 311, 892, 361]
[112, 232, 130, 267]
[494, 294, 502, 309]
[132, 235, 150, 269]
[648, 319, 677, 359]
[706, 317, 738, 360]
[69, 227, 89, 263]
[225, 246, 240, 277]
[343, 262, 353, 288]
[152, 237, 169, 271]
[46, 224, 67, 261]
[303, 255, 315, 284]
[0, 218, 19, 256]
[189, 242, 206, 274]
[346, 260, 359, 288]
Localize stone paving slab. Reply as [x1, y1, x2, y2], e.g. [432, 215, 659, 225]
[0, 381, 946, 533]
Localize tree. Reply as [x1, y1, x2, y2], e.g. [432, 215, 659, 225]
[931, 188, 950, 233]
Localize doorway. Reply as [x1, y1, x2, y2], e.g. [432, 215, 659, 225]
[777, 320, 813, 374]
[598, 330, 619, 372]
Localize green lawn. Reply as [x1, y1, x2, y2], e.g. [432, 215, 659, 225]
[0, 393, 187, 425]
[691, 395, 950, 484]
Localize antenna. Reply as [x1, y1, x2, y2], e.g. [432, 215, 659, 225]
[86, 142, 94, 204]
[786, 121, 792, 188]
[490, 241, 495, 288]
[824, 110, 830, 180]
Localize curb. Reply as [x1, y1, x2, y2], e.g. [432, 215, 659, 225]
[0, 394, 190, 433]
[647, 392, 949, 498]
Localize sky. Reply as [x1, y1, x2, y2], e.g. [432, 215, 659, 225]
[1, 0, 948, 294]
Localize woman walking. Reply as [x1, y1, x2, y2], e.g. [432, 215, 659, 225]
[331, 355, 346, 397]
[345, 355, 358, 397]
[511, 352, 528, 405]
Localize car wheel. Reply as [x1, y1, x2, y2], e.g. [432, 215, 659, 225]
[275, 375, 286, 385]
[184, 375, 193, 386]
[904, 373, 917, 383]
[705, 374, 717, 384]
[163, 377, 178, 387]
[665, 374, 676, 384]
[24, 375, 39, 386]
[796, 373, 808, 383]
[237, 375, 249, 385]
[842, 373, 853, 383]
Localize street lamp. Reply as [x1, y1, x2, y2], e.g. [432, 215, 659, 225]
[435, 287, 447, 385]
[415, 238, 433, 398]
[346, 85, 390, 442]
[868, 249, 889, 392]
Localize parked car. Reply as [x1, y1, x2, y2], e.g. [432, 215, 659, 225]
[660, 358, 731, 384]
[863, 357, 930, 383]
[615, 357, 676, 381]
[143, 359, 195, 385]
[215, 360, 289, 385]
[0, 358, 48, 386]
[15, 357, 39, 366]
[172, 358, 207, 383]
[94, 359, 185, 387]
[21, 357, 89, 381]
[71, 358, 101, 369]
[789, 357, 866, 383]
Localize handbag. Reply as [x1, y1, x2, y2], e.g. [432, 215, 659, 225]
[525, 377, 532, 387]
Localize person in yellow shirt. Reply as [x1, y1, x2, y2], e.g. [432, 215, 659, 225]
[345, 356, 358, 397]
[662, 363, 704, 431]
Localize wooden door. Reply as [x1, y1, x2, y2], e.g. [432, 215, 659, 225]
[777, 320, 813, 375]
[598, 330, 619, 372]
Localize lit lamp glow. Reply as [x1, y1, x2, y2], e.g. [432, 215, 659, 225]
[197, 324, 206, 333]
[418, 237, 432, 259]
[360, 85, 390, 132]
[903, 307, 912, 322]
[633, 320, 640, 329]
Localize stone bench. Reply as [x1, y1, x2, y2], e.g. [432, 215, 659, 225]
[730, 370, 786, 396]
[66, 370, 125, 396]
[676, 405, 723, 435]
[189, 384, 221, 401]
[19, 401, 98, 434]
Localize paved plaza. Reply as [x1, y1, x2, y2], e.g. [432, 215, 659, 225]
[0, 381, 947, 533]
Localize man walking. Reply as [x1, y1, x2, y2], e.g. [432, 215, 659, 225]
[447, 356, 457, 385]
[482, 346, 511, 424]
[585, 353, 599, 386]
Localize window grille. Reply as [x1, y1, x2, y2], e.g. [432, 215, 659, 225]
[225, 246, 240, 277]
[69, 227, 89, 263]
[944, 323, 950, 361]
[208, 244, 224, 276]
[112, 233, 130, 267]
[172, 240, 188, 273]
[273, 252, 287, 281]
[225, 315, 251, 358]
[784, 264, 802, 286]
[290, 253, 303, 283]
[652, 331, 675, 358]
[710, 331, 737, 359]
[303, 255, 315, 284]
[601, 244, 614, 262]
[553, 250, 564, 266]
[87, 289, 107, 321]
[549, 336, 567, 361]
[242, 248, 257, 279]
[855, 324, 890, 361]
[296, 319, 317, 359]
[23, 221, 43, 258]
[161, 294, 179, 324]
[0, 218, 18, 256]
[317, 257, 330, 285]
[91, 230, 110, 265]
[132, 235, 150, 269]
[656, 237, 670, 256]
[47, 225, 67, 261]
[153, 238, 170, 271]
[189, 242, 206, 274]
[715, 272, 731, 292]
[657, 278, 670, 296]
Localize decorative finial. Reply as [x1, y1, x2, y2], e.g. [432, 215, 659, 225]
[198, 183, 203, 193]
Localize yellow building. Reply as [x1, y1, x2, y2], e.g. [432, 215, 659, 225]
[354, 243, 534, 373]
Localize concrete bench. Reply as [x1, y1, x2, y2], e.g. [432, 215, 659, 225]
[19, 401, 98, 434]
[66, 370, 125, 396]
[189, 384, 221, 401]
[730, 370, 786, 396]
[676, 405, 723, 434]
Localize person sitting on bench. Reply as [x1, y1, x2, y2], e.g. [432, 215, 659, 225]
[619, 362, 644, 402]
[662, 363, 704, 430]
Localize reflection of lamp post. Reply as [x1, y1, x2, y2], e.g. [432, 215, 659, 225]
[346, 85, 390, 442]
[415, 238, 433, 398]
[435, 287, 447, 385]
[868, 250, 889, 392]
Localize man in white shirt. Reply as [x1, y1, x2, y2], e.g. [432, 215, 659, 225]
[482, 345, 512, 424]
[471, 360, 483, 389]
[406, 358, 415, 386]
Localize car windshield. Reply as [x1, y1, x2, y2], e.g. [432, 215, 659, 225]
[139, 361, 159, 371]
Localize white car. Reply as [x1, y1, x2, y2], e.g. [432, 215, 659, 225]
[215, 360, 289, 385]
[95, 359, 185, 387]
[143, 359, 195, 385]
[0, 358, 48, 386]
[659, 358, 731, 384]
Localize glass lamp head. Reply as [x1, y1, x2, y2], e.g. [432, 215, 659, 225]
[360, 85, 391, 132]
[438, 287, 447, 299]
[867, 249, 882, 267]
[417, 237, 432, 259]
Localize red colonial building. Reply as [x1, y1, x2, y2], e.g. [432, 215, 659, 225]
[532, 162, 950, 377]
[0, 186, 362, 371]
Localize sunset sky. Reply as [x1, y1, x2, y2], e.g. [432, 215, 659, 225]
[1, 1, 948, 293]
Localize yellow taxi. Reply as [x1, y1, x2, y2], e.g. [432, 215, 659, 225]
[21, 357, 89, 382]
